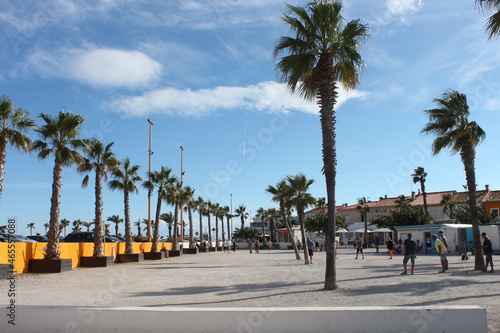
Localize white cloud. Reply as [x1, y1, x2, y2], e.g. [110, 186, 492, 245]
[105, 81, 366, 117]
[385, 0, 422, 17]
[69, 49, 162, 88]
[20, 47, 161, 89]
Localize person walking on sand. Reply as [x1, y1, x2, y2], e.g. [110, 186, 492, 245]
[482, 232, 494, 273]
[254, 239, 260, 254]
[307, 237, 314, 263]
[355, 237, 364, 259]
[374, 235, 380, 253]
[430, 234, 448, 273]
[247, 238, 253, 254]
[387, 237, 394, 259]
[401, 233, 416, 275]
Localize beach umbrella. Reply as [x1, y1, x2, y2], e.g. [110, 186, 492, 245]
[335, 228, 348, 233]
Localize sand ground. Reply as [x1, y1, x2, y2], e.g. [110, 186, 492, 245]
[2, 248, 499, 332]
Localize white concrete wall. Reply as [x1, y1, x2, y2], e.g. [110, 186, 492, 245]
[2, 305, 487, 333]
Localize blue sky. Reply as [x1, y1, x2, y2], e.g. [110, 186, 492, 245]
[2, 0, 500, 237]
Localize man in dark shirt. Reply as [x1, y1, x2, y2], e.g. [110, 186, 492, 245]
[482, 232, 494, 273]
[401, 233, 416, 275]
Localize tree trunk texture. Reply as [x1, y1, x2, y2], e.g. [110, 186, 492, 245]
[188, 208, 194, 248]
[317, 54, 338, 289]
[298, 210, 309, 265]
[460, 141, 485, 270]
[151, 189, 162, 253]
[93, 169, 104, 257]
[45, 159, 63, 260]
[124, 189, 134, 254]
[0, 131, 8, 198]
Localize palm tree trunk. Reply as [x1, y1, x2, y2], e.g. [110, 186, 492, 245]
[93, 169, 104, 257]
[298, 210, 309, 265]
[261, 217, 265, 241]
[151, 190, 163, 252]
[461, 144, 485, 270]
[0, 132, 8, 198]
[207, 214, 212, 245]
[124, 189, 134, 254]
[363, 217, 368, 249]
[173, 199, 179, 250]
[227, 217, 231, 241]
[221, 215, 226, 242]
[280, 200, 300, 259]
[45, 159, 63, 260]
[240, 215, 244, 230]
[317, 55, 338, 289]
[421, 181, 429, 215]
[199, 212, 203, 242]
[188, 208, 194, 248]
[215, 216, 219, 247]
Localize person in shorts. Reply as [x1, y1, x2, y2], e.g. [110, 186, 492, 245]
[430, 234, 448, 273]
[307, 237, 314, 263]
[482, 232, 494, 273]
[355, 237, 364, 259]
[401, 233, 416, 275]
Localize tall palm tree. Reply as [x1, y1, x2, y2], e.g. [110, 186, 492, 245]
[193, 196, 206, 242]
[316, 197, 327, 212]
[134, 219, 142, 237]
[234, 204, 248, 230]
[107, 215, 123, 236]
[160, 212, 174, 239]
[165, 181, 183, 250]
[285, 173, 316, 264]
[266, 180, 301, 260]
[0, 95, 35, 198]
[27, 222, 36, 236]
[109, 157, 142, 254]
[212, 203, 221, 247]
[273, 0, 369, 289]
[422, 89, 486, 270]
[224, 206, 232, 241]
[355, 197, 371, 248]
[182, 186, 196, 247]
[60, 218, 71, 237]
[82, 221, 93, 232]
[412, 166, 429, 215]
[440, 193, 456, 219]
[33, 110, 86, 259]
[206, 201, 214, 245]
[266, 207, 278, 242]
[255, 207, 267, 241]
[79, 139, 119, 257]
[72, 219, 83, 232]
[476, 0, 500, 38]
[143, 166, 177, 253]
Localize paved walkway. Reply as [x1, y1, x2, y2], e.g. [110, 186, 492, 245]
[3, 248, 500, 332]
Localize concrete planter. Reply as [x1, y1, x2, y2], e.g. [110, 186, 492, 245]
[116, 253, 144, 263]
[0, 264, 14, 279]
[209, 247, 223, 252]
[162, 250, 169, 258]
[168, 250, 182, 257]
[80, 256, 114, 267]
[182, 248, 198, 254]
[28, 259, 72, 273]
[143, 251, 166, 260]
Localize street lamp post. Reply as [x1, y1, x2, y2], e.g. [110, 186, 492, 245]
[147, 119, 154, 242]
[230, 194, 233, 241]
[180, 146, 184, 248]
